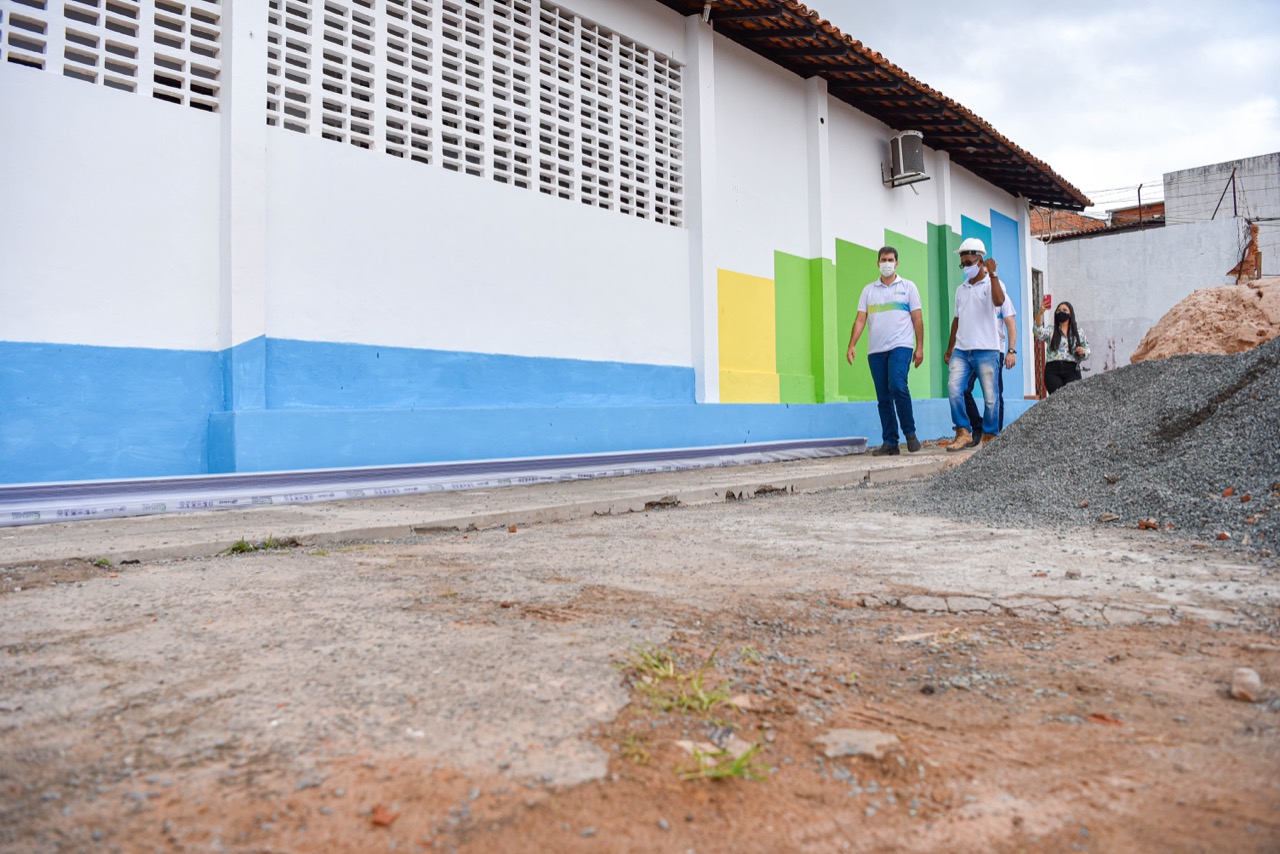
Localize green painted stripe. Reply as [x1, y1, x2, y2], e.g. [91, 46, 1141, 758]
[774, 251, 815, 405]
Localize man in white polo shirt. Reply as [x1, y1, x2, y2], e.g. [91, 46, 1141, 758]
[846, 246, 925, 456]
[942, 238, 1006, 451]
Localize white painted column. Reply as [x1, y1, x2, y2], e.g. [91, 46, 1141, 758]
[804, 76, 832, 259]
[935, 148, 953, 229]
[1017, 196, 1036, 394]
[683, 14, 718, 403]
[804, 75, 840, 401]
[218, 0, 270, 410]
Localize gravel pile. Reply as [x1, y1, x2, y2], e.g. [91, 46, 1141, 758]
[894, 336, 1280, 551]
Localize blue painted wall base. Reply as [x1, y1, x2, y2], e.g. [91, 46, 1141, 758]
[2, 338, 1036, 483]
[205, 398, 1035, 474]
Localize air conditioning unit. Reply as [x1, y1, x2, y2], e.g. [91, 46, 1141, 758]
[884, 130, 930, 189]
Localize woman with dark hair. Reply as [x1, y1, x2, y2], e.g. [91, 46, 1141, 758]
[1034, 298, 1090, 394]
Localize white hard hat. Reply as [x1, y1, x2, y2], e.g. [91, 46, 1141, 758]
[955, 238, 986, 256]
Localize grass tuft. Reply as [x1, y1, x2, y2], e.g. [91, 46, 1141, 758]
[678, 743, 767, 781]
[222, 535, 299, 555]
[620, 733, 651, 766]
[623, 641, 730, 715]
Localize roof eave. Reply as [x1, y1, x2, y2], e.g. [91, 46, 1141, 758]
[654, 0, 1091, 210]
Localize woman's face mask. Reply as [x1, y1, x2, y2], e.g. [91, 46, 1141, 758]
[1055, 310, 1071, 324]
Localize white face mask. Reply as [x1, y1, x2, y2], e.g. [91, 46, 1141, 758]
[962, 264, 981, 280]
[878, 261, 896, 278]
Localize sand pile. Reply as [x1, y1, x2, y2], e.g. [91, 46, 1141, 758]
[1131, 277, 1280, 362]
[895, 335, 1280, 551]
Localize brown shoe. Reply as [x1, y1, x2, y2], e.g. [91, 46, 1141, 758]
[980, 434, 996, 448]
[945, 428, 973, 452]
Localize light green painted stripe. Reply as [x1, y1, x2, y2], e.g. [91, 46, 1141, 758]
[809, 257, 839, 403]
[835, 239, 877, 402]
[774, 251, 816, 404]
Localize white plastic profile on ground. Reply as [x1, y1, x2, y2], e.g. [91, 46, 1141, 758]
[0, 438, 866, 527]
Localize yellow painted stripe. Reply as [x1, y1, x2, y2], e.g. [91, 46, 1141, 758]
[719, 369, 781, 404]
[718, 269, 780, 403]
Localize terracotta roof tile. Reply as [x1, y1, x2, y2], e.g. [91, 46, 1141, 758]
[656, 0, 1091, 209]
[1030, 207, 1108, 238]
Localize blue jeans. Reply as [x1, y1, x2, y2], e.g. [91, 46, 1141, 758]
[867, 347, 916, 446]
[949, 350, 1001, 435]
[964, 352, 1005, 434]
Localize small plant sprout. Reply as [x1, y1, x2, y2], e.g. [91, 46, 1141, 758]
[620, 733, 650, 766]
[92, 557, 112, 568]
[738, 645, 763, 665]
[624, 641, 731, 715]
[660, 667, 729, 714]
[221, 535, 299, 555]
[678, 743, 767, 781]
[627, 644, 679, 681]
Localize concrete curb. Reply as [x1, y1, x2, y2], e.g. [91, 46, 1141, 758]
[410, 458, 952, 535]
[1, 454, 958, 567]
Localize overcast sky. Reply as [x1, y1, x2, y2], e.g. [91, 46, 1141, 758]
[809, 0, 1280, 214]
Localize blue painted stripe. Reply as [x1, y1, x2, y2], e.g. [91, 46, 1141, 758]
[0, 341, 223, 483]
[1, 337, 1037, 484]
[223, 336, 266, 410]
[265, 338, 696, 409]
[1, 338, 698, 482]
[989, 210, 1025, 399]
[208, 399, 1035, 474]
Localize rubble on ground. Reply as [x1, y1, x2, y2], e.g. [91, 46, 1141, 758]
[899, 335, 1280, 550]
[1131, 276, 1280, 362]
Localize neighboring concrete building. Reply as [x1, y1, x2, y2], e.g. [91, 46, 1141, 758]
[0, 0, 1087, 485]
[1165, 153, 1279, 276]
[1040, 153, 1276, 370]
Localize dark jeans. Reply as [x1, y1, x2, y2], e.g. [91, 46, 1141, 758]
[963, 352, 1005, 436]
[1044, 360, 1082, 394]
[867, 347, 916, 446]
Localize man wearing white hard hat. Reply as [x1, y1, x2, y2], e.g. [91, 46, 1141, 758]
[942, 237, 1006, 451]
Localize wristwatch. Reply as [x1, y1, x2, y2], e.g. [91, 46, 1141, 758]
[1007, 348, 1017, 354]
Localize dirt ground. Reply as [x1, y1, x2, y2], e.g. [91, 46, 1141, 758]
[2, 483, 1278, 853]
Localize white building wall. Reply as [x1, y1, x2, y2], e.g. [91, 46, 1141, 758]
[828, 102, 940, 249]
[1028, 235, 1049, 275]
[264, 129, 692, 365]
[948, 161, 1021, 232]
[711, 34, 810, 274]
[0, 70, 223, 351]
[0, 0, 1065, 486]
[1045, 217, 1249, 369]
[251, 0, 693, 366]
[826, 108, 1024, 254]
